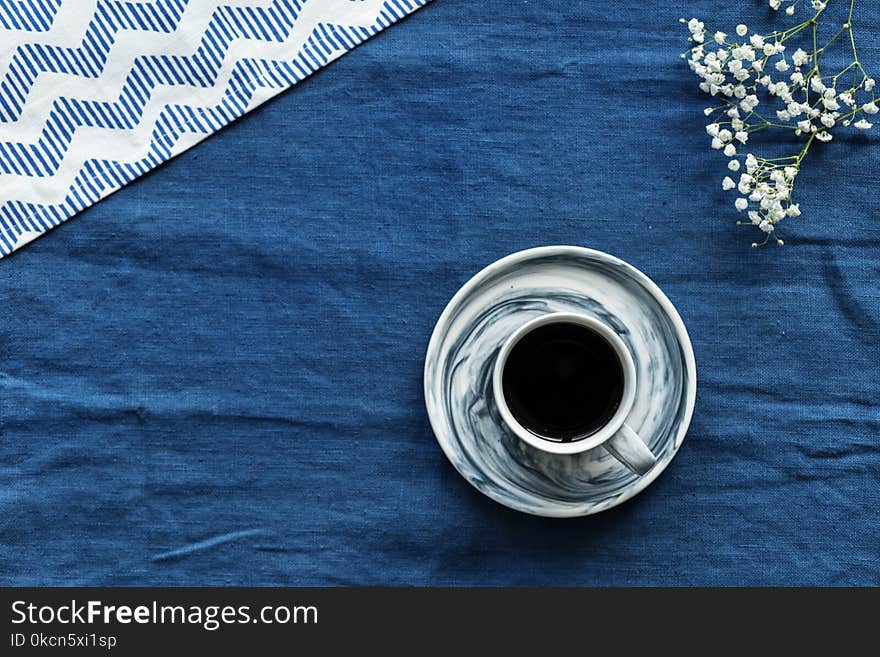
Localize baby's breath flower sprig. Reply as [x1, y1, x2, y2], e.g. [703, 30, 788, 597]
[680, 0, 876, 246]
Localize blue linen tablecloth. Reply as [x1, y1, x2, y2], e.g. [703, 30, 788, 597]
[1, 0, 878, 585]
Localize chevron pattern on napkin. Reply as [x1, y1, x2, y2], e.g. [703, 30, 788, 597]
[0, 0, 430, 258]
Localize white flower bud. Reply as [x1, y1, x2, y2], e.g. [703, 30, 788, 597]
[822, 97, 840, 111]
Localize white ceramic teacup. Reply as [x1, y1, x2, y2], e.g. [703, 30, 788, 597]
[492, 312, 657, 475]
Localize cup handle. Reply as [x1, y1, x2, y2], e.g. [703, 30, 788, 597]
[604, 424, 657, 476]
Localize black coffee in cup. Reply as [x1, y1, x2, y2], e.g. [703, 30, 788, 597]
[500, 321, 624, 442]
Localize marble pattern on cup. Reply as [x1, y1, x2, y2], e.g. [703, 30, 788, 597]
[424, 246, 697, 517]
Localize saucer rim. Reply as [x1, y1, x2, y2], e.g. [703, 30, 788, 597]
[423, 245, 698, 518]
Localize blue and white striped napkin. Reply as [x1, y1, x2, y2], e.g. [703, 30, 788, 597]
[0, 0, 430, 258]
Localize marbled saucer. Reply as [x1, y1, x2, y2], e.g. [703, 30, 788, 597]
[424, 246, 697, 517]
